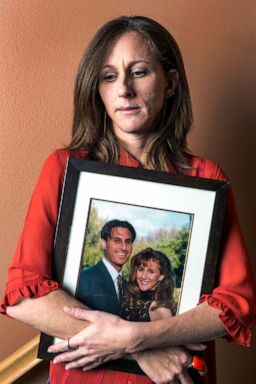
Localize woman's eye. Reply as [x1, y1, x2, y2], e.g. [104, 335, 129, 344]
[102, 73, 116, 82]
[131, 69, 146, 78]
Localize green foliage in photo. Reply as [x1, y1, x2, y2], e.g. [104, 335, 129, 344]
[82, 205, 191, 289]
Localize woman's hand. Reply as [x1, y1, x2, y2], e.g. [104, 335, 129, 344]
[134, 347, 194, 384]
[48, 306, 206, 383]
[47, 306, 135, 367]
[134, 342, 206, 384]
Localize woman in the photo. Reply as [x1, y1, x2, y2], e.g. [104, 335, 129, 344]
[1, 15, 255, 384]
[121, 248, 176, 322]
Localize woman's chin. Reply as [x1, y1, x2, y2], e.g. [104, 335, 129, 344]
[138, 284, 152, 291]
[113, 122, 154, 137]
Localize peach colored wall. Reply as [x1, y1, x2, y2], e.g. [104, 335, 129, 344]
[0, 1, 255, 382]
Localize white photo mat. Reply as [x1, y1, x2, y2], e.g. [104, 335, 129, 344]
[63, 172, 215, 315]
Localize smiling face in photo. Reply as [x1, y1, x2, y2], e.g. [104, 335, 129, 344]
[101, 226, 133, 271]
[98, 32, 173, 141]
[136, 258, 165, 291]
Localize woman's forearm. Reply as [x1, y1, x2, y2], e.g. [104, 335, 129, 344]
[6, 289, 88, 339]
[129, 301, 227, 353]
[47, 302, 223, 371]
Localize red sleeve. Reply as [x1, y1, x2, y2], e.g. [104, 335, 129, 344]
[194, 157, 256, 346]
[0, 150, 71, 313]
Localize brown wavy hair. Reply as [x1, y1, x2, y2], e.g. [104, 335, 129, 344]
[124, 248, 176, 312]
[68, 15, 193, 171]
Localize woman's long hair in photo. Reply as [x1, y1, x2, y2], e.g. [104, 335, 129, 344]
[124, 247, 176, 312]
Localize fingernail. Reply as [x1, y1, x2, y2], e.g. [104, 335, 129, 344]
[47, 347, 53, 352]
[200, 344, 207, 349]
[63, 305, 71, 312]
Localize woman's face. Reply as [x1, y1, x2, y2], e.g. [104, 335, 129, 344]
[136, 259, 165, 291]
[98, 32, 175, 141]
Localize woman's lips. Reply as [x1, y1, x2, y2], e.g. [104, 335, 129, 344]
[116, 106, 141, 114]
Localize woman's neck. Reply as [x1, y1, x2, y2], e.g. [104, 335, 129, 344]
[117, 133, 153, 167]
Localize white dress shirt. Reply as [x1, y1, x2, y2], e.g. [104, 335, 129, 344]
[102, 257, 122, 297]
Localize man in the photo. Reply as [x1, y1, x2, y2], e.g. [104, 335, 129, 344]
[77, 219, 136, 314]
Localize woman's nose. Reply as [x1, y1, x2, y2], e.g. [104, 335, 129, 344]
[117, 77, 135, 98]
[141, 270, 147, 279]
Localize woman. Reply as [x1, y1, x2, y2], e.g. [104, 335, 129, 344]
[1, 15, 255, 384]
[121, 248, 176, 322]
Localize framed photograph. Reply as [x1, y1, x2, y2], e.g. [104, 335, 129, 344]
[38, 158, 229, 374]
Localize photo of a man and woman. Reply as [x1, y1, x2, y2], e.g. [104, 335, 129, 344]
[76, 198, 193, 319]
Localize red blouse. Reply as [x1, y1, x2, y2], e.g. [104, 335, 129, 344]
[1, 148, 255, 384]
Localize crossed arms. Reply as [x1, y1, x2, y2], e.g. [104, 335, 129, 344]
[7, 288, 226, 384]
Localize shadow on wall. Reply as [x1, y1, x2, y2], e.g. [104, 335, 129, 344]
[213, 50, 256, 264]
[190, 36, 256, 269]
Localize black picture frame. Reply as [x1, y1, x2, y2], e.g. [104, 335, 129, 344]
[38, 158, 229, 375]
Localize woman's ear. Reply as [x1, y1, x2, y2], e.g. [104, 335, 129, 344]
[165, 69, 179, 98]
[158, 274, 165, 282]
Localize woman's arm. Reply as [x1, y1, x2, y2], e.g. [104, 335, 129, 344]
[8, 293, 200, 384]
[4, 151, 92, 340]
[6, 289, 89, 339]
[133, 301, 227, 352]
[48, 301, 226, 363]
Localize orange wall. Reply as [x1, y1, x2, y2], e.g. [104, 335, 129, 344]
[0, 1, 255, 382]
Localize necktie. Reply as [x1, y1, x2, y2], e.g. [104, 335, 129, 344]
[117, 275, 123, 302]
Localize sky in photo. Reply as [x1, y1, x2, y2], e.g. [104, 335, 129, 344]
[90, 199, 192, 238]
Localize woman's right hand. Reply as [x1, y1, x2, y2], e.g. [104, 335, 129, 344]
[48, 306, 134, 368]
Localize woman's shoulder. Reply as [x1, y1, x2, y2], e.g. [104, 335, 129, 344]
[149, 302, 173, 320]
[186, 153, 228, 181]
[44, 147, 91, 171]
[35, 148, 91, 187]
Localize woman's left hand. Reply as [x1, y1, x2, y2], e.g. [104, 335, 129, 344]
[47, 306, 135, 368]
[134, 347, 194, 384]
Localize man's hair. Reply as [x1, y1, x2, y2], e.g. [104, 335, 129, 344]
[68, 15, 193, 172]
[100, 220, 136, 242]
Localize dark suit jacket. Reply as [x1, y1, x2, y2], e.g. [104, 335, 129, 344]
[76, 260, 125, 315]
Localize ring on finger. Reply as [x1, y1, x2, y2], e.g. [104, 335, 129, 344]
[67, 338, 79, 351]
